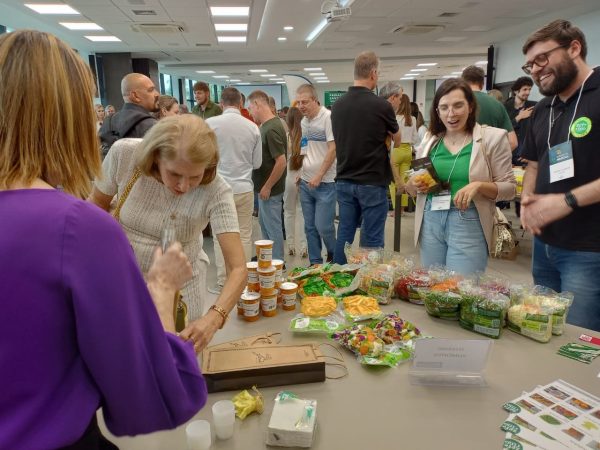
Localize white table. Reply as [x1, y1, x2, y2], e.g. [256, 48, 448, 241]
[99, 301, 600, 449]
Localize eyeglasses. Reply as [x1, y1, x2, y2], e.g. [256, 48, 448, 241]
[521, 44, 569, 74]
[437, 102, 467, 116]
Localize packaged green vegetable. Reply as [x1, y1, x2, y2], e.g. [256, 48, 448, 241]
[458, 282, 509, 339]
[418, 288, 462, 320]
[289, 314, 344, 334]
[523, 286, 573, 336]
[507, 303, 554, 343]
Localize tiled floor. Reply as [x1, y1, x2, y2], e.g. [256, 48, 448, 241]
[203, 203, 533, 307]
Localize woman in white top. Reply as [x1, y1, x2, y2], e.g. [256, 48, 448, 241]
[390, 94, 418, 212]
[411, 102, 428, 149]
[90, 114, 246, 351]
[283, 106, 307, 257]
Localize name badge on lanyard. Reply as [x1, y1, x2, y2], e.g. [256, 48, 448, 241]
[549, 141, 574, 183]
[300, 136, 309, 155]
[546, 70, 593, 183]
[431, 190, 451, 211]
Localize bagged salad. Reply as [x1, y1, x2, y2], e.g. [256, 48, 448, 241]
[342, 295, 382, 322]
[354, 264, 395, 304]
[418, 288, 463, 320]
[344, 243, 384, 265]
[394, 268, 434, 304]
[458, 281, 509, 339]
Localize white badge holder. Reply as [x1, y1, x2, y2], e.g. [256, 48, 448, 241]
[408, 338, 493, 387]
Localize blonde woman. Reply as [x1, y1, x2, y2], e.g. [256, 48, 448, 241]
[0, 30, 206, 448]
[283, 106, 307, 257]
[391, 93, 418, 212]
[90, 114, 247, 350]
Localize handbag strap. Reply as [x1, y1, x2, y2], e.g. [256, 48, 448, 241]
[113, 167, 142, 222]
[318, 343, 349, 380]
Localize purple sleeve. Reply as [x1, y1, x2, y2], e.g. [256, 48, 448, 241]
[62, 202, 207, 436]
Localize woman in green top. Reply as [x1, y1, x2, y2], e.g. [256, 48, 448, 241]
[406, 78, 516, 274]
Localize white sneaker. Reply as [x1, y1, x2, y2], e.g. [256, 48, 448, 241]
[208, 285, 223, 295]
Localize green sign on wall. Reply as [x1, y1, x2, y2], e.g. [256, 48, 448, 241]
[324, 91, 346, 108]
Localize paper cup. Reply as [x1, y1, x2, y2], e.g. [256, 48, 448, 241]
[212, 400, 235, 440]
[185, 420, 211, 450]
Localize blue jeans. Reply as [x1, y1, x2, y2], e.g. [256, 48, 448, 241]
[258, 193, 284, 261]
[532, 237, 600, 332]
[420, 199, 488, 275]
[333, 181, 388, 264]
[299, 180, 337, 264]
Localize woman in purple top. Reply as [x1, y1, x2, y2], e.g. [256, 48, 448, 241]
[0, 31, 207, 449]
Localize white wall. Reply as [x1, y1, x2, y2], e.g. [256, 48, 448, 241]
[495, 9, 600, 101]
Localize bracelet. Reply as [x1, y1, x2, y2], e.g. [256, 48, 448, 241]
[209, 304, 229, 329]
[564, 191, 579, 210]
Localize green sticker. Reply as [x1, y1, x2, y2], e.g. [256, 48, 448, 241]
[503, 439, 524, 450]
[571, 116, 592, 138]
[501, 421, 521, 434]
[503, 402, 521, 413]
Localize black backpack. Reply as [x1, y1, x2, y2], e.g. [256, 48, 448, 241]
[99, 113, 151, 160]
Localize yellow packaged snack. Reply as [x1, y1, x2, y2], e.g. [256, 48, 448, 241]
[343, 295, 382, 320]
[301, 296, 337, 317]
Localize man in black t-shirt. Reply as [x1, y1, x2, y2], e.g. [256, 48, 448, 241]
[520, 19, 600, 332]
[331, 51, 401, 264]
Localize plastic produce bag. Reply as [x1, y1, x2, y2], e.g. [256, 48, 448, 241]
[344, 243, 384, 265]
[289, 312, 345, 334]
[354, 264, 396, 304]
[458, 281, 509, 339]
[232, 386, 264, 420]
[418, 288, 463, 320]
[342, 295, 382, 322]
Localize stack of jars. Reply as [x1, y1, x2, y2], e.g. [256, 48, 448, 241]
[238, 239, 298, 322]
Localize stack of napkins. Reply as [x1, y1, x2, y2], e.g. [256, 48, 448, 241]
[501, 379, 600, 449]
[266, 391, 317, 448]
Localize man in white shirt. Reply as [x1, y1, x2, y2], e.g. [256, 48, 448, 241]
[206, 87, 262, 293]
[295, 84, 337, 264]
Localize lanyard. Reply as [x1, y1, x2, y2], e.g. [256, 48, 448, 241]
[547, 69, 594, 150]
[431, 133, 470, 183]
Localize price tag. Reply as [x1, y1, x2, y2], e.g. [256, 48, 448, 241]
[413, 338, 491, 372]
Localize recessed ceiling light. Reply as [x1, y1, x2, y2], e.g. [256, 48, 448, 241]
[270, 78, 284, 81]
[304, 67, 322, 71]
[260, 74, 277, 77]
[316, 80, 330, 83]
[400, 77, 415, 80]
[313, 77, 328, 80]
[25, 4, 80, 14]
[442, 75, 454, 78]
[403, 74, 417, 77]
[411, 69, 428, 72]
[277, 36, 287, 41]
[236, 82, 251, 85]
[417, 63, 437, 67]
[60, 22, 102, 30]
[306, 19, 327, 42]
[229, 79, 241, 82]
[276, 81, 286, 84]
[451, 71, 462, 75]
[210, 6, 250, 16]
[212, 75, 230, 79]
[84, 35, 120, 42]
[475, 60, 488, 65]
[217, 36, 247, 43]
[196, 70, 215, 74]
[214, 23, 248, 31]
[309, 72, 325, 76]
[284, 26, 294, 31]
[249, 69, 268, 73]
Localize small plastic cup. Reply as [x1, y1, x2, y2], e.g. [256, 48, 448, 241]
[212, 400, 235, 440]
[185, 420, 211, 450]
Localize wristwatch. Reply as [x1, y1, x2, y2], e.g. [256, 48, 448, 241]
[564, 191, 579, 210]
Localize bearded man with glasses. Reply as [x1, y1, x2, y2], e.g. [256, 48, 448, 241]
[520, 19, 600, 332]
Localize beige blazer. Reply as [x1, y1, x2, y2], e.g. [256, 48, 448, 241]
[413, 123, 516, 253]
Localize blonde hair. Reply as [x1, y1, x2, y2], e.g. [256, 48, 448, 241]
[0, 30, 100, 197]
[135, 114, 219, 185]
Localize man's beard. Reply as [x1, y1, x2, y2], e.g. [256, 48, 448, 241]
[537, 57, 578, 96]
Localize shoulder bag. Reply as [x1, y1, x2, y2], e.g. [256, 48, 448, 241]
[479, 126, 517, 259]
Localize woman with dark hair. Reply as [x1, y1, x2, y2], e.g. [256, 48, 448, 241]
[283, 106, 307, 257]
[406, 78, 516, 274]
[410, 101, 428, 148]
[0, 30, 206, 449]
